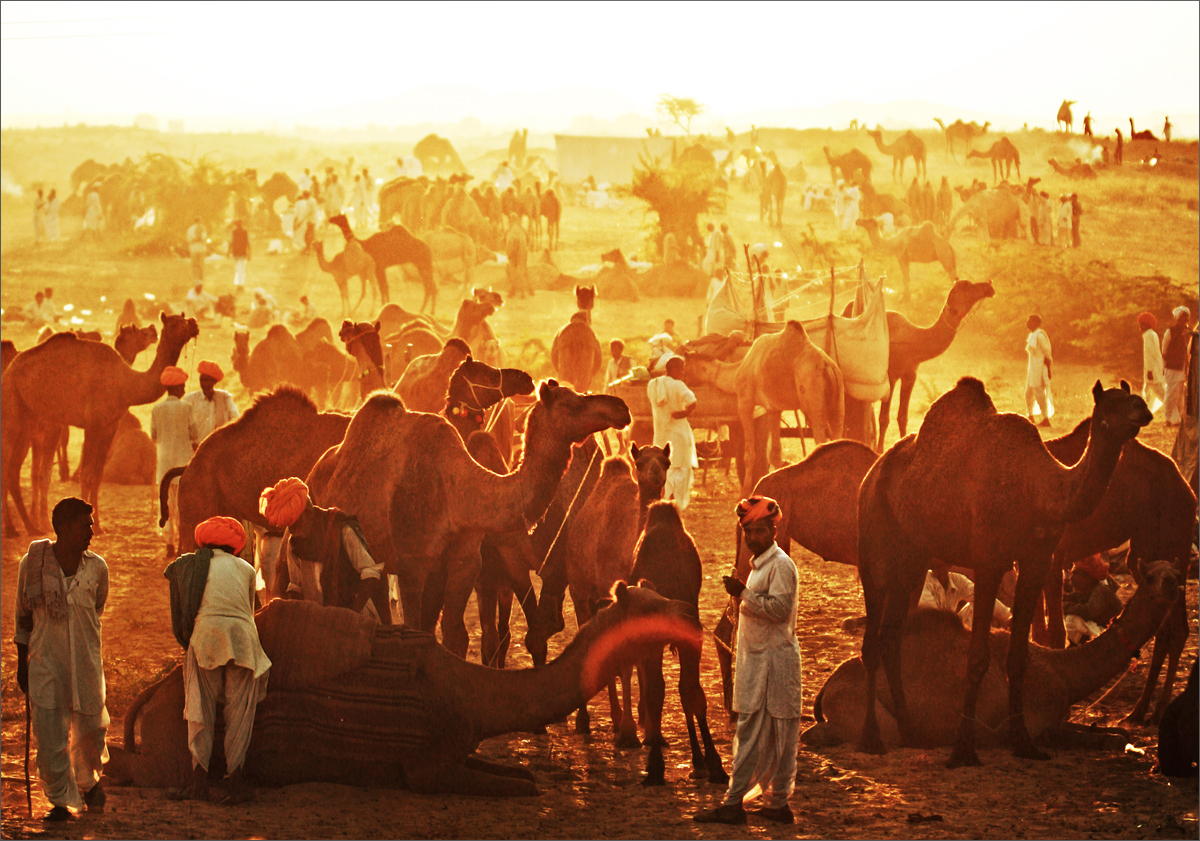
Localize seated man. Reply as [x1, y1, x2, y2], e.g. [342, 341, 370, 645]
[919, 561, 1012, 630]
[1063, 554, 1122, 645]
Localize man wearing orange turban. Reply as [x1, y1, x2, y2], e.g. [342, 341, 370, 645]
[183, 360, 239, 442]
[1138, 312, 1166, 414]
[696, 495, 799, 826]
[152, 367, 198, 557]
[165, 516, 270, 803]
[1063, 554, 1121, 645]
[258, 478, 390, 623]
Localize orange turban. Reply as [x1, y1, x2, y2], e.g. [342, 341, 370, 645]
[194, 516, 246, 555]
[1136, 312, 1157, 331]
[736, 496, 781, 526]
[198, 360, 224, 381]
[259, 477, 310, 529]
[160, 366, 187, 387]
[1072, 553, 1109, 582]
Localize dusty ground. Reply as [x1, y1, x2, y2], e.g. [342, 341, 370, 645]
[2, 136, 1198, 838]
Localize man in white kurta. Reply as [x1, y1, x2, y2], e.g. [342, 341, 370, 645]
[152, 367, 198, 557]
[14, 497, 109, 821]
[696, 496, 799, 825]
[648, 355, 698, 510]
[182, 360, 240, 443]
[1138, 312, 1166, 414]
[1024, 315, 1054, 426]
[1162, 307, 1192, 425]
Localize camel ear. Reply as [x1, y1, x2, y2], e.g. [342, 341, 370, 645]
[637, 577, 657, 593]
[538, 380, 558, 403]
[612, 580, 630, 605]
[373, 320, 381, 332]
[160, 311, 167, 324]
[1092, 380, 1104, 402]
[1119, 379, 1131, 393]
[662, 442, 671, 460]
[630, 443, 640, 459]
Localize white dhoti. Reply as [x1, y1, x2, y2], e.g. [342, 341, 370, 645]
[1025, 328, 1054, 419]
[183, 649, 268, 774]
[723, 707, 800, 809]
[233, 257, 248, 288]
[163, 477, 181, 551]
[648, 374, 698, 511]
[32, 705, 109, 810]
[1164, 369, 1186, 424]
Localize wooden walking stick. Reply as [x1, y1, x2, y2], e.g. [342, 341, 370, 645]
[24, 693, 33, 815]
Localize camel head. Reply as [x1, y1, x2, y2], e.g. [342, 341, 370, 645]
[115, 323, 158, 359]
[471, 287, 504, 310]
[534, 379, 630, 443]
[1132, 560, 1182, 610]
[340, 320, 384, 370]
[1090, 380, 1152, 443]
[447, 356, 534, 411]
[574, 285, 596, 311]
[630, 443, 670, 501]
[944, 280, 995, 323]
[159, 312, 199, 356]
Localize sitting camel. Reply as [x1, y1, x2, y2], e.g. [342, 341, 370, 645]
[231, 325, 305, 397]
[687, 320, 844, 493]
[1047, 158, 1098, 179]
[395, 338, 472, 412]
[101, 412, 155, 485]
[328, 213, 437, 314]
[857, 377, 1152, 766]
[856, 218, 957, 300]
[807, 562, 1181, 750]
[1157, 661, 1197, 778]
[314, 238, 379, 316]
[632, 500, 728, 786]
[550, 285, 602, 392]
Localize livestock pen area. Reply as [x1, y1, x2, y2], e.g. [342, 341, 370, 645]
[1, 123, 1198, 840]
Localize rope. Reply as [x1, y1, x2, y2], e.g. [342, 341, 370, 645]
[534, 441, 602, 576]
[483, 396, 507, 434]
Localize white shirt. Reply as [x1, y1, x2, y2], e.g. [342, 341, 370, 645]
[189, 550, 271, 679]
[1143, 328, 1165, 384]
[182, 389, 240, 442]
[186, 222, 207, 256]
[14, 542, 109, 714]
[920, 570, 1011, 630]
[1025, 328, 1052, 389]
[184, 287, 217, 318]
[151, 395, 197, 486]
[733, 542, 801, 718]
[648, 375, 698, 468]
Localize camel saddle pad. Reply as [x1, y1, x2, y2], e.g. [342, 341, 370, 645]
[254, 599, 375, 690]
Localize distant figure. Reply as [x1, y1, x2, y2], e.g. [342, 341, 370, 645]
[839, 184, 861, 231]
[720, 223, 737, 272]
[1055, 195, 1072, 245]
[45, 188, 60, 241]
[42, 287, 60, 323]
[1062, 555, 1121, 645]
[1139, 311, 1166, 413]
[82, 184, 104, 240]
[297, 167, 313, 193]
[920, 181, 935, 223]
[34, 188, 46, 243]
[702, 223, 722, 275]
[292, 192, 314, 253]
[936, 177, 952, 226]
[919, 560, 1011, 630]
[324, 173, 344, 217]
[230, 220, 250, 288]
[1163, 116, 1172, 143]
[603, 338, 633, 391]
[1082, 113, 1093, 137]
[186, 217, 207, 282]
[648, 354, 698, 509]
[505, 214, 530, 298]
[184, 283, 216, 320]
[249, 289, 278, 327]
[1025, 314, 1053, 426]
[1069, 193, 1082, 248]
[152, 366, 198, 556]
[494, 160, 515, 192]
[1114, 128, 1124, 165]
[662, 230, 682, 265]
[1162, 306, 1192, 426]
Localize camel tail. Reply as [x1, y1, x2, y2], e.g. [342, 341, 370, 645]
[158, 466, 185, 528]
[123, 668, 177, 752]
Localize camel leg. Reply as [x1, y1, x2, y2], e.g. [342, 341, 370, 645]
[878, 563, 925, 747]
[57, 427, 70, 482]
[1126, 635, 1167, 724]
[713, 609, 736, 721]
[31, 431, 58, 533]
[477, 574, 500, 667]
[640, 650, 667, 785]
[876, 379, 897, 451]
[78, 421, 119, 532]
[948, 563, 1003, 768]
[439, 550, 481, 660]
[3, 418, 38, 534]
[573, 598, 594, 735]
[1005, 558, 1052, 760]
[1040, 554, 1067, 648]
[680, 643, 728, 784]
[767, 411, 783, 470]
[894, 374, 916, 441]
[493, 584, 514, 669]
[405, 759, 537, 797]
[615, 665, 640, 748]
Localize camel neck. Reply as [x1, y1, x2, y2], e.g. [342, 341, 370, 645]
[911, 307, 960, 362]
[1054, 423, 1125, 522]
[127, 335, 187, 406]
[509, 404, 574, 522]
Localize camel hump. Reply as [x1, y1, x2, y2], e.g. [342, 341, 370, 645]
[255, 599, 375, 689]
[242, 386, 320, 422]
[783, 320, 810, 340]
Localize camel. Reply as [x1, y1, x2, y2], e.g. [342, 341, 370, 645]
[866, 129, 927, 180]
[339, 321, 388, 397]
[1157, 661, 1197, 777]
[1129, 118, 1157, 142]
[314, 238, 379, 317]
[1047, 158, 1098, 179]
[328, 214, 437, 315]
[451, 296, 501, 368]
[540, 188, 562, 251]
[759, 161, 786, 228]
[968, 137, 1021, 184]
[856, 377, 1152, 766]
[105, 586, 700, 795]
[686, 321, 845, 493]
[857, 181, 910, 223]
[101, 412, 155, 485]
[395, 338, 472, 412]
[421, 227, 481, 294]
[309, 382, 630, 654]
[871, 280, 995, 448]
[933, 119, 990, 160]
[294, 319, 356, 409]
[806, 561, 1182, 749]
[856, 218, 957, 300]
[231, 324, 305, 397]
[413, 133, 467, 174]
[383, 324, 444, 378]
[632, 501, 728, 786]
[823, 146, 872, 184]
[3, 313, 197, 533]
[1057, 101, 1075, 133]
[948, 187, 1027, 240]
[550, 286, 602, 392]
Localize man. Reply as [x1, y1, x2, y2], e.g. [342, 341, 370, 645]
[720, 223, 737, 273]
[1069, 193, 1082, 248]
[230, 219, 250, 288]
[184, 282, 217, 320]
[1139, 311, 1166, 414]
[1083, 113, 1093, 137]
[1062, 555, 1122, 645]
[648, 355, 698, 510]
[1114, 128, 1124, 165]
[920, 560, 1011, 630]
[1163, 116, 1172, 143]
[1162, 306, 1191, 425]
[164, 517, 270, 803]
[324, 173, 345, 218]
[292, 192, 313, 253]
[936, 177, 953, 228]
[603, 339, 633, 391]
[702, 222, 722, 275]
[152, 366, 198, 557]
[505, 213, 530, 299]
[695, 497, 799, 825]
[258, 477, 390, 621]
[1025, 314, 1053, 427]
[82, 184, 104, 240]
[1171, 326, 1199, 490]
[183, 360, 240, 442]
[14, 497, 109, 821]
[186, 217, 207, 283]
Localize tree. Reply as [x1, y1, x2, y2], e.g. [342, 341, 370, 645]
[632, 153, 725, 261]
[657, 95, 704, 137]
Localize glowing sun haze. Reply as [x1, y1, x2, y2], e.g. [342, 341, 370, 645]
[2, 0, 1197, 135]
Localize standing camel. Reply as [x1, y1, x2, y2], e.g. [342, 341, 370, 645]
[550, 286, 602, 392]
[3, 312, 198, 533]
[968, 137, 1022, 184]
[866, 129, 927, 180]
[327, 213, 437, 315]
[314, 238, 379, 316]
[339, 320, 388, 397]
[933, 119, 990, 160]
[758, 161, 786, 228]
[855, 218, 957, 301]
[856, 377, 1152, 766]
[823, 146, 872, 184]
[1056, 101, 1075, 133]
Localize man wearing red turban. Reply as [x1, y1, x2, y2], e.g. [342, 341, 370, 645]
[152, 367, 198, 557]
[165, 516, 269, 803]
[696, 496, 799, 826]
[258, 478, 390, 623]
[183, 360, 239, 442]
[1138, 312, 1166, 414]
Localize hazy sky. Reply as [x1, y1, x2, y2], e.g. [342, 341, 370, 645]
[2, 0, 1197, 134]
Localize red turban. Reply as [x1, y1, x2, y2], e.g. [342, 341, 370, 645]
[1137, 311, 1158, 331]
[259, 477, 310, 529]
[736, 496, 782, 526]
[198, 360, 224, 382]
[1072, 553, 1109, 582]
[194, 516, 246, 555]
[160, 366, 187, 387]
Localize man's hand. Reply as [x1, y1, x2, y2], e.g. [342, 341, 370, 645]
[723, 575, 745, 598]
[16, 645, 28, 695]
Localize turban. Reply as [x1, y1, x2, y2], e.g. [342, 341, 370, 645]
[198, 360, 224, 382]
[736, 496, 781, 526]
[160, 366, 187, 387]
[1136, 311, 1157, 331]
[194, 516, 246, 555]
[1072, 553, 1108, 582]
[259, 477, 310, 529]
[1172, 306, 1190, 321]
